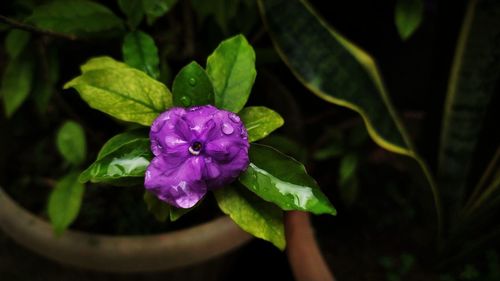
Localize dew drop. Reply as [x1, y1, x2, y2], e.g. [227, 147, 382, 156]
[180, 96, 191, 106]
[188, 77, 197, 86]
[222, 123, 234, 135]
[228, 112, 240, 123]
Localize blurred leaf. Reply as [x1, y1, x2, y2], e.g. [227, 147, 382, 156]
[1, 54, 34, 117]
[28, 0, 124, 36]
[144, 191, 170, 222]
[48, 172, 85, 235]
[239, 106, 284, 142]
[206, 34, 256, 113]
[97, 129, 148, 160]
[170, 204, 196, 221]
[339, 153, 358, 185]
[313, 143, 344, 161]
[64, 56, 172, 126]
[122, 30, 160, 79]
[214, 183, 285, 250]
[33, 47, 59, 112]
[259, 0, 412, 155]
[118, 0, 144, 28]
[5, 29, 31, 59]
[172, 61, 215, 107]
[400, 253, 415, 274]
[239, 144, 336, 215]
[191, 0, 239, 33]
[438, 0, 500, 215]
[395, 0, 424, 40]
[57, 121, 86, 165]
[142, 0, 177, 25]
[460, 264, 480, 280]
[338, 153, 359, 205]
[79, 138, 151, 185]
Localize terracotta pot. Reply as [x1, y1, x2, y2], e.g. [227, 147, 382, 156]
[0, 186, 252, 272]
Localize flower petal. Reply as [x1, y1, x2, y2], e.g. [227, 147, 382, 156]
[145, 156, 206, 208]
[150, 108, 190, 156]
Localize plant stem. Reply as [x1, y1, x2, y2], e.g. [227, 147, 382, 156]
[285, 211, 335, 281]
[0, 15, 78, 41]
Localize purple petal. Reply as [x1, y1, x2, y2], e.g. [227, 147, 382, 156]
[145, 105, 250, 208]
[145, 156, 207, 208]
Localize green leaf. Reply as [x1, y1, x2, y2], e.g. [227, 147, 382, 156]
[80, 56, 129, 72]
[206, 34, 256, 113]
[258, 0, 412, 156]
[142, 0, 178, 25]
[172, 61, 215, 107]
[395, 0, 424, 40]
[122, 30, 160, 79]
[32, 47, 59, 112]
[239, 106, 284, 142]
[259, 135, 307, 163]
[239, 144, 336, 215]
[5, 29, 31, 59]
[56, 121, 86, 166]
[338, 153, 359, 205]
[48, 172, 85, 235]
[28, 0, 124, 36]
[64, 56, 173, 126]
[170, 205, 195, 222]
[438, 0, 500, 214]
[214, 183, 285, 250]
[144, 191, 170, 222]
[313, 143, 344, 161]
[79, 138, 151, 185]
[118, 0, 144, 28]
[97, 129, 149, 160]
[339, 153, 358, 186]
[1, 55, 34, 117]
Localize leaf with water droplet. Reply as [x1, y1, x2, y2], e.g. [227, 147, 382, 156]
[172, 61, 215, 107]
[188, 77, 197, 86]
[214, 183, 285, 250]
[64, 56, 173, 126]
[207, 34, 256, 113]
[239, 106, 284, 142]
[180, 96, 192, 106]
[79, 137, 152, 186]
[239, 144, 336, 215]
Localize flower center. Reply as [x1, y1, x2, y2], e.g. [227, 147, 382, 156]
[188, 141, 203, 155]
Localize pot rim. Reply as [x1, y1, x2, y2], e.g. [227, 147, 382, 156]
[0, 186, 252, 272]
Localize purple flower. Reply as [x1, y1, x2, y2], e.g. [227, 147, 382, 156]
[145, 105, 250, 208]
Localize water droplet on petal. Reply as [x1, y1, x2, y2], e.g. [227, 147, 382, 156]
[189, 78, 196, 86]
[228, 113, 240, 123]
[180, 96, 191, 106]
[222, 123, 234, 135]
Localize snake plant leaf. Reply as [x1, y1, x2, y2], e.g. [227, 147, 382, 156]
[258, 0, 412, 156]
[438, 0, 500, 213]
